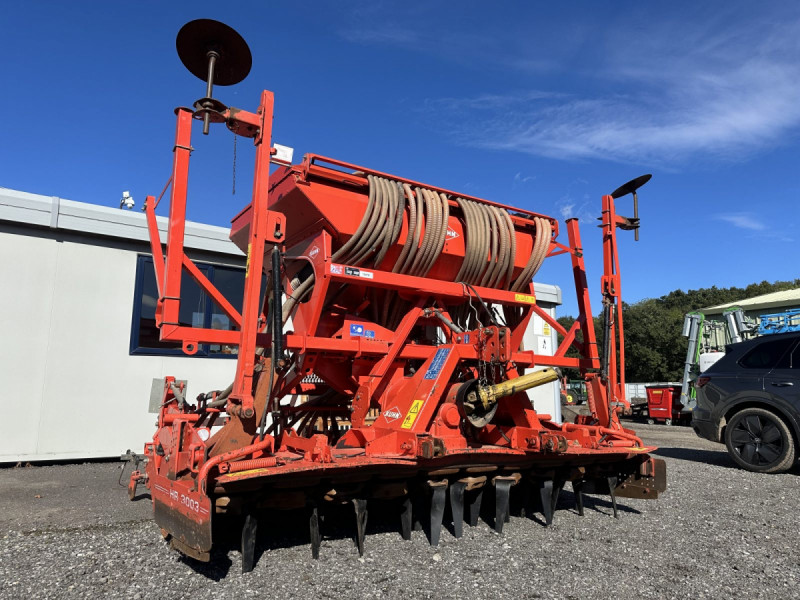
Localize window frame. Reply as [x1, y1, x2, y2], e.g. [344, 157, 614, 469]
[737, 337, 796, 370]
[129, 254, 245, 358]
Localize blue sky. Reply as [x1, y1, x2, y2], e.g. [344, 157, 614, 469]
[3, 2, 798, 316]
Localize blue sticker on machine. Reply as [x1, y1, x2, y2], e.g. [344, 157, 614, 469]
[350, 324, 375, 338]
[424, 348, 451, 380]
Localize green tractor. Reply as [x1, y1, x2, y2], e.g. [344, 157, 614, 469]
[560, 377, 587, 405]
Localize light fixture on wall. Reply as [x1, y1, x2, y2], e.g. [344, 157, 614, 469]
[120, 191, 135, 210]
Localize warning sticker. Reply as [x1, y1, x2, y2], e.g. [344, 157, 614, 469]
[330, 264, 343, 275]
[349, 324, 375, 338]
[383, 406, 402, 422]
[514, 293, 536, 304]
[245, 243, 252, 278]
[345, 266, 374, 279]
[424, 348, 451, 380]
[401, 400, 424, 429]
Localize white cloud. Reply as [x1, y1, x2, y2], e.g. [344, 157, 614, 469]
[513, 171, 535, 185]
[715, 213, 767, 231]
[425, 91, 563, 112]
[338, 27, 421, 46]
[416, 7, 800, 166]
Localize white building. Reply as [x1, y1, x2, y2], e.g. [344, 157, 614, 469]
[0, 188, 562, 462]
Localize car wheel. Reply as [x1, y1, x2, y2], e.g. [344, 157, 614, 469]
[664, 419, 672, 426]
[724, 407, 796, 474]
[646, 418, 654, 425]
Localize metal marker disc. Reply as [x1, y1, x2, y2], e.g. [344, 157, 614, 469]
[610, 174, 652, 199]
[176, 19, 252, 86]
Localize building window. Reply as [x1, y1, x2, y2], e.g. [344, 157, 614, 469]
[130, 255, 246, 357]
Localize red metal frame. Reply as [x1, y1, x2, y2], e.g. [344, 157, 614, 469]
[144, 94, 285, 417]
[599, 192, 629, 411]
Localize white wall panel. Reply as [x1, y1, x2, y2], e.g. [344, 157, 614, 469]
[0, 233, 59, 458]
[0, 235, 236, 462]
[522, 304, 562, 422]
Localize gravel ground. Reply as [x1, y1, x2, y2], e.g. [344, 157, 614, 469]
[2, 423, 800, 599]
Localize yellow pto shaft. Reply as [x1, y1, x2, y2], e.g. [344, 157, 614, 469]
[477, 368, 560, 410]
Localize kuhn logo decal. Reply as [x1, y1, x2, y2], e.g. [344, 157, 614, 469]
[446, 227, 459, 240]
[383, 407, 402, 422]
[309, 245, 320, 259]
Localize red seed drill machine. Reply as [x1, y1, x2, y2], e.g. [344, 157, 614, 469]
[129, 20, 666, 571]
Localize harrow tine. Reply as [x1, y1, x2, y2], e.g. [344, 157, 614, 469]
[494, 478, 514, 534]
[518, 478, 532, 519]
[241, 512, 258, 573]
[412, 487, 425, 531]
[572, 480, 585, 516]
[467, 488, 483, 527]
[428, 481, 447, 546]
[550, 479, 565, 516]
[539, 480, 554, 526]
[608, 476, 619, 519]
[449, 481, 466, 539]
[310, 506, 322, 559]
[353, 499, 368, 556]
[400, 497, 413, 541]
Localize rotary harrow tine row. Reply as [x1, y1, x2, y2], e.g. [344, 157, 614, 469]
[232, 469, 637, 572]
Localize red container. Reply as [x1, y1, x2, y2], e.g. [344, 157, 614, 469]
[646, 385, 685, 425]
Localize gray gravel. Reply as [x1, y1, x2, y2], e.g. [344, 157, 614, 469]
[2, 423, 800, 599]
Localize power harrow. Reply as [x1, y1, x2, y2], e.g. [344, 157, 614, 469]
[129, 19, 666, 571]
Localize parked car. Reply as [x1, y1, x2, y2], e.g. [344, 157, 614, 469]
[692, 331, 800, 473]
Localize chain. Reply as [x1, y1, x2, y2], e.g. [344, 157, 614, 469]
[232, 132, 238, 195]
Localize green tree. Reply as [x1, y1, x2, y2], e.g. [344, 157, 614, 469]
[556, 279, 800, 382]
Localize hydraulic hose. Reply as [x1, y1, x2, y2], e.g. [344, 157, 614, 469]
[349, 175, 389, 266]
[409, 188, 434, 276]
[400, 184, 424, 274]
[480, 203, 498, 287]
[473, 201, 490, 285]
[454, 198, 475, 282]
[332, 174, 377, 263]
[392, 184, 417, 273]
[484, 206, 500, 288]
[601, 302, 612, 381]
[270, 247, 283, 363]
[501, 209, 516, 289]
[282, 273, 315, 324]
[384, 180, 405, 264]
[420, 192, 448, 277]
[372, 179, 394, 267]
[493, 205, 511, 289]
